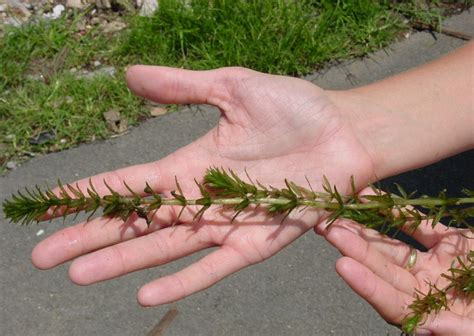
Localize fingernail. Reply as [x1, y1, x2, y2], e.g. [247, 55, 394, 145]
[415, 328, 432, 336]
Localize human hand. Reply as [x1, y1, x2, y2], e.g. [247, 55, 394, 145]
[314, 197, 474, 335]
[31, 66, 376, 306]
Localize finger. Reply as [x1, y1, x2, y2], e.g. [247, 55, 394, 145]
[126, 65, 253, 108]
[338, 257, 474, 335]
[68, 223, 214, 285]
[32, 207, 176, 269]
[336, 257, 411, 324]
[401, 220, 451, 250]
[137, 245, 248, 306]
[55, 149, 203, 199]
[318, 219, 433, 275]
[44, 144, 214, 221]
[318, 221, 418, 294]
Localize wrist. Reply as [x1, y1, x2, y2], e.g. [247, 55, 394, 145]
[327, 87, 473, 181]
[326, 89, 401, 181]
[326, 42, 474, 181]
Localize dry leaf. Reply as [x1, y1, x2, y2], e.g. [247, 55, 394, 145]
[150, 107, 168, 117]
[103, 110, 128, 133]
[29, 130, 56, 145]
[103, 20, 127, 34]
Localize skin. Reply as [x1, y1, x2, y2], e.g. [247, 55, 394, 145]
[32, 42, 473, 334]
[315, 200, 473, 335]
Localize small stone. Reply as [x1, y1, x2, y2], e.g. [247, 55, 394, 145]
[43, 4, 65, 20]
[69, 67, 77, 73]
[66, 0, 84, 9]
[150, 107, 167, 117]
[60, 138, 67, 144]
[36, 229, 45, 236]
[95, 0, 111, 9]
[404, 32, 411, 39]
[90, 17, 101, 25]
[104, 110, 120, 122]
[6, 161, 17, 170]
[53, 4, 65, 17]
[139, 0, 158, 17]
[93, 60, 101, 67]
[103, 20, 127, 34]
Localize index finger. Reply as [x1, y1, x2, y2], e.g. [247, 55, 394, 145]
[44, 144, 213, 221]
[355, 187, 454, 249]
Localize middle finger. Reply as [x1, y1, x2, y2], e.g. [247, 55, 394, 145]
[68, 222, 215, 285]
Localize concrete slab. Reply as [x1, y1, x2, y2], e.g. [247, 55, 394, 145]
[1, 10, 473, 336]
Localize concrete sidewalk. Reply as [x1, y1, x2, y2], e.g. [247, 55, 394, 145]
[1, 10, 473, 336]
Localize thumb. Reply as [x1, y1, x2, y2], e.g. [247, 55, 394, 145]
[125, 65, 253, 107]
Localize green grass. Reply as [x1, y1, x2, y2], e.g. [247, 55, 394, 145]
[0, 12, 116, 90]
[119, 0, 402, 74]
[0, 0, 457, 170]
[0, 73, 143, 155]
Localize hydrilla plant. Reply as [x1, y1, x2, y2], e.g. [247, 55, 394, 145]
[3, 167, 474, 334]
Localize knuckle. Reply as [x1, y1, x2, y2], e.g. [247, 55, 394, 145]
[198, 259, 219, 283]
[149, 234, 171, 262]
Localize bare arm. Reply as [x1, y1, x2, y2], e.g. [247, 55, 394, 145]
[330, 41, 474, 180]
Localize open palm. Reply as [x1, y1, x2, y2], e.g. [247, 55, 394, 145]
[32, 66, 375, 306]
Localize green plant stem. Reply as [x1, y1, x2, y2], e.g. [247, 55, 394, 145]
[95, 195, 474, 210]
[4, 187, 473, 227]
[3, 167, 474, 229]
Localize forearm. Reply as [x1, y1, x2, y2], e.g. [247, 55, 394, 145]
[330, 41, 474, 180]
